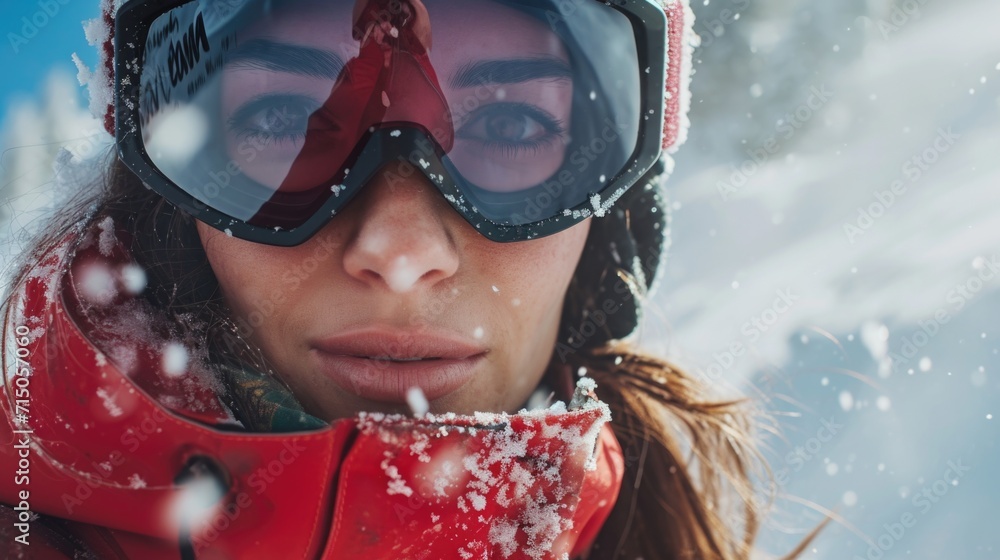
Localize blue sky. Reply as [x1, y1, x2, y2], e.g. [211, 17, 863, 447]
[1, 1, 99, 128]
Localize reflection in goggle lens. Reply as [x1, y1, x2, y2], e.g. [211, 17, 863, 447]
[140, 0, 640, 228]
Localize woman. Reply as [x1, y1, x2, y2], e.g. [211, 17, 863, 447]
[0, 0, 816, 558]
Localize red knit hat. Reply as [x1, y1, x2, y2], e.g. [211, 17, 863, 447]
[79, 0, 696, 153]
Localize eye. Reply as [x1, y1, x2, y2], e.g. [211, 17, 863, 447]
[481, 112, 544, 142]
[228, 94, 318, 142]
[458, 103, 565, 148]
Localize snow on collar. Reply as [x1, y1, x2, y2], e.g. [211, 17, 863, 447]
[325, 379, 622, 559]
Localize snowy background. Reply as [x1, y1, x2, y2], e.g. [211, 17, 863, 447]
[2, 0, 997, 558]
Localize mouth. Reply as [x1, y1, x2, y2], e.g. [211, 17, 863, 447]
[310, 328, 488, 403]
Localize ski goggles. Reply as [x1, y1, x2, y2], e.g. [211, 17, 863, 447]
[115, 0, 669, 246]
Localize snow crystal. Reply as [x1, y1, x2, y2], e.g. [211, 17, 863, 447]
[382, 454, 414, 497]
[120, 264, 147, 295]
[488, 519, 519, 557]
[390, 130, 402, 137]
[407, 386, 429, 417]
[171, 476, 225, 530]
[145, 105, 210, 167]
[466, 491, 487, 511]
[590, 193, 605, 217]
[224, 228, 233, 237]
[128, 473, 147, 489]
[161, 343, 189, 377]
[78, 9, 114, 125]
[861, 321, 892, 377]
[96, 388, 123, 417]
[409, 438, 432, 463]
[430, 457, 461, 497]
[382, 256, 425, 292]
[78, 263, 117, 305]
[473, 327, 484, 339]
[876, 396, 892, 411]
[919, 357, 933, 372]
[72, 53, 92, 87]
[842, 491, 858, 507]
[839, 390, 854, 411]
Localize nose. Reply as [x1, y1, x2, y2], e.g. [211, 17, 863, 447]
[341, 162, 460, 293]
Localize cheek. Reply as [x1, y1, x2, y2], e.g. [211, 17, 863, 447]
[196, 222, 287, 324]
[497, 220, 591, 315]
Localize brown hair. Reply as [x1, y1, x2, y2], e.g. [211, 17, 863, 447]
[7, 153, 822, 559]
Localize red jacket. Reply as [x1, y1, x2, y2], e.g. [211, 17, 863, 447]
[0, 225, 624, 559]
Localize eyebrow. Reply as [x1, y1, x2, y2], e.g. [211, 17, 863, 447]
[226, 39, 345, 79]
[450, 58, 572, 89]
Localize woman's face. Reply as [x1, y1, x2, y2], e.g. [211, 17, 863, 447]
[197, 0, 591, 420]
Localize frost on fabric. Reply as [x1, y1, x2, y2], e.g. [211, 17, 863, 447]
[95, 388, 123, 417]
[382, 452, 414, 497]
[77, 4, 115, 126]
[352, 378, 612, 559]
[661, 0, 698, 154]
[127, 473, 147, 489]
[84, 296, 225, 412]
[66, 225, 226, 414]
[97, 216, 116, 256]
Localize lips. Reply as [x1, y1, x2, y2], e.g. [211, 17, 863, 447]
[310, 328, 488, 403]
